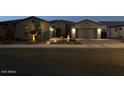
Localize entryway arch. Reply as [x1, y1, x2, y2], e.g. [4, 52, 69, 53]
[56, 28, 61, 37]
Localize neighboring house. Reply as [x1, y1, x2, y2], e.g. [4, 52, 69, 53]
[99, 21, 124, 39]
[71, 19, 101, 39]
[50, 20, 74, 38]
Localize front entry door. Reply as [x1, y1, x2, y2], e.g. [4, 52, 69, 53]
[56, 28, 61, 37]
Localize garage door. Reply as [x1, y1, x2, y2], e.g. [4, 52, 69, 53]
[76, 28, 97, 39]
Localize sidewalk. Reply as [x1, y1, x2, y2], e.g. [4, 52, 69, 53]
[0, 39, 124, 48]
[0, 43, 124, 48]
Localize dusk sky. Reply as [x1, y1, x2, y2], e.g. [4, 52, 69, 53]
[1, 16, 124, 22]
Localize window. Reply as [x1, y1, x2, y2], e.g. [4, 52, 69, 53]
[24, 25, 29, 33]
[38, 26, 41, 29]
[37, 26, 41, 33]
[25, 25, 29, 30]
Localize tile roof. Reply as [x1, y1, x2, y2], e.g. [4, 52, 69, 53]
[50, 20, 75, 25]
[0, 16, 47, 24]
[99, 21, 124, 27]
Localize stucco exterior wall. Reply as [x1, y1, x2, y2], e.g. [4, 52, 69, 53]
[40, 21, 50, 40]
[0, 23, 15, 40]
[120, 26, 124, 38]
[74, 20, 101, 29]
[108, 26, 124, 39]
[53, 22, 66, 36]
[14, 18, 50, 41]
[40, 21, 50, 31]
[109, 28, 118, 38]
[15, 18, 35, 40]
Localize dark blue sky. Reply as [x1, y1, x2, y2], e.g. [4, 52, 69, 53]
[1, 16, 124, 22]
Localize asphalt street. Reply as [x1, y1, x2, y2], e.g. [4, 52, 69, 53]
[0, 39, 124, 76]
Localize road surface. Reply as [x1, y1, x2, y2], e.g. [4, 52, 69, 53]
[0, 39, 124, 76]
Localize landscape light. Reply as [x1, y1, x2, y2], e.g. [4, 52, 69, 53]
[67, 35, 70, 42]
[46, 41, 50, 44]
[53, 39, 57, 43]
[32, 34, 36, 42]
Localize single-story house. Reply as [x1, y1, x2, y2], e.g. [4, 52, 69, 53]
[99, 21, 124, 39]
[0, 18, 104, 42]
[3, 17, 124, 42]
[71, 19, 102, 39]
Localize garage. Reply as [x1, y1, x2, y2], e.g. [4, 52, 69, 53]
[76, 28, 97, 39]
[72, 19, 101, 39]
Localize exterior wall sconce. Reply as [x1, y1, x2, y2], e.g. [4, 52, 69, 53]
[97, 28, 101, 39]
[72, 28, 76, 39]
[49, 26, 54, 38]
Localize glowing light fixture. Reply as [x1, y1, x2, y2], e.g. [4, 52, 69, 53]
[67, 35, 70, 42]
[49, 26, 54, 32]
[49, 26, 54, 37]
[46, 41, 50, 44]
[32, 34, 36, 42]
[97, 28, 101, 39]
[53, 39, 57, 43]
[72, 28, 76, 39]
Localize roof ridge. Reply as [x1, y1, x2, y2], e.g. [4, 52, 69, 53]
[0, 16, 47, 23]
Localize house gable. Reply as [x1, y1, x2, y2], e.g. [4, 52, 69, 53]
[73, 19, 101, 28]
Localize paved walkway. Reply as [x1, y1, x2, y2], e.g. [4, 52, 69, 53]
[0, 39, 124, 48]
